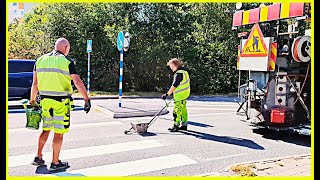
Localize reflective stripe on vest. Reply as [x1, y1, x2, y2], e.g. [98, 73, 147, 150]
[174, 86, 190, 94]
[36, 55, 73, 96]
[37, 68, 70, 76]
[38, 91, 70, 96]
[43, 123, 65, 129]
[173, 70, 190, 101]
[42, 116, 65, 121]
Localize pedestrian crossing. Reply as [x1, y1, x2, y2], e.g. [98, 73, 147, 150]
[8, 104, 232, 177]
[8, 139, 198, 176]
[8, 117, 200, 177]
[44, 154, 197, 177]
[8, 98, 311, 177]
[9, 140, 165, 168]
[9, 121, 124, 133]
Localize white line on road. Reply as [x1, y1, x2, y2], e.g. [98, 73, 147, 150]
[189, 112, 235, 117]
[204, 153, 247, 162]
[46, 154, 197, 177]
[187, 108, 236, 110]
[8, 140, 164, 168]
[71, 121, 123, 129]
[8, 121, 123, 133]
[194, 172, 222, 176]
[188, 104, 239, 107]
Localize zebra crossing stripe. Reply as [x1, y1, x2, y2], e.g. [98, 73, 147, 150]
[70, 121, 123, 129]
[9, 140, 164, 168]
[8, 121, 123, 133]
[46, 154, 197, 176]
[189, 104, 239, 106]
[189, 112, 233, 117]
[187, 108, 236, 110]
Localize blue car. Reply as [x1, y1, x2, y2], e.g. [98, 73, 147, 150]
[8, 59, 36, 100]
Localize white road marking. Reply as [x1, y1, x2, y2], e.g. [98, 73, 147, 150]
[187, 108, 236, 110]
[71, 121, 123, 129]
[9, 140, 164, 167]
[46, 154, 197, 176]
[189, 104, 239, 107]
[194, 172, 222, 176]
[204, 153, 247, 161]
[8, 121, 123, 133]
[189, 112, 235, 117]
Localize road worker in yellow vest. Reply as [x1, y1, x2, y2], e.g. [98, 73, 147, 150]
[29, 37, 91, 171]
[162, 58, 190, 132]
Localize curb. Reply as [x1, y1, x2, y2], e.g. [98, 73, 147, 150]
[73, 95, 239, 100]
[93, 105, 169, 118]
[74, 96, 163, 100]
[223, 153, 311, 173]
[93, 105, 115, 117]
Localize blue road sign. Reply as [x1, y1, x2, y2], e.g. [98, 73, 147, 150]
[87, 40, 92, 53]
[117, 31, 124, 51]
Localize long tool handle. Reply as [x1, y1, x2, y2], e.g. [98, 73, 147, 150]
[127, 126, 133, 132]
[21, 99, 29, 113]
[148, 100, 171, 127]
[22, 104, 28, 111]
[147, 106, 166, 127]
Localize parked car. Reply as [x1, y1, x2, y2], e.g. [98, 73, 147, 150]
[8, 59, 36, 100]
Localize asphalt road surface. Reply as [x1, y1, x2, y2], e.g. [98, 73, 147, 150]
[8, 97, 311, 177]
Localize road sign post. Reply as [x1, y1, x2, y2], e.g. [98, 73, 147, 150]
[117, 31, 124, 107]
[87, 40, 92, 94]
[117, 31, 130, 107]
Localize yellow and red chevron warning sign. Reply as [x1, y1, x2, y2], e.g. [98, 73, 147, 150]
[232, 3, 305, 27]
[268, 43, 277, 71]
[240, 24, 268, 57]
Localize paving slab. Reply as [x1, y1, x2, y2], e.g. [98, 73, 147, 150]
[223, 154, 311, 177]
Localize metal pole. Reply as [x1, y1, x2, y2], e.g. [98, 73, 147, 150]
[87, 52, 90, 94]
[238, 70, 241, 98]
[247, 70, 251, 120]
[119, 50, 124, 107]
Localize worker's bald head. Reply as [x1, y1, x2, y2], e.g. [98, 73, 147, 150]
[54, 38, 70, 55]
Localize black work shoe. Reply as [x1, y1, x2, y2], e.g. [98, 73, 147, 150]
[31, 156, 45, 166]
[49, 160, 69, 171]
[179, 125, 187, 131]
[168, 125, 179, 132]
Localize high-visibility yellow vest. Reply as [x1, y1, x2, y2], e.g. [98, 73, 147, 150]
[36, 53, 73, 96]
[173, 69, 190, 101]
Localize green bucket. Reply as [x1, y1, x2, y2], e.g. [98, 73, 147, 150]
[21, 99, 42, 130]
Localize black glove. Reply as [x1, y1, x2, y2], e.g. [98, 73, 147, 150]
[84, 100, 91, 113]
[161, 93, 168, 100]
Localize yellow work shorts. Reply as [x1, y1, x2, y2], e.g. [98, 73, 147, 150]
[40, 98, 71, 134]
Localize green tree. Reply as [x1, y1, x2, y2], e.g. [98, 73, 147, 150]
[8, 3, 247, 94]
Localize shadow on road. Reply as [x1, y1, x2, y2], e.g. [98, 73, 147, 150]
[187, 121, 214, 128]
[35, 165, 84, 176]
[179, 129, 264, 150]
[252, 128, 311, 147]
[140, 132, 157, 137]
[35, 165, 68, 174]
[160, 118, 214, 128]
